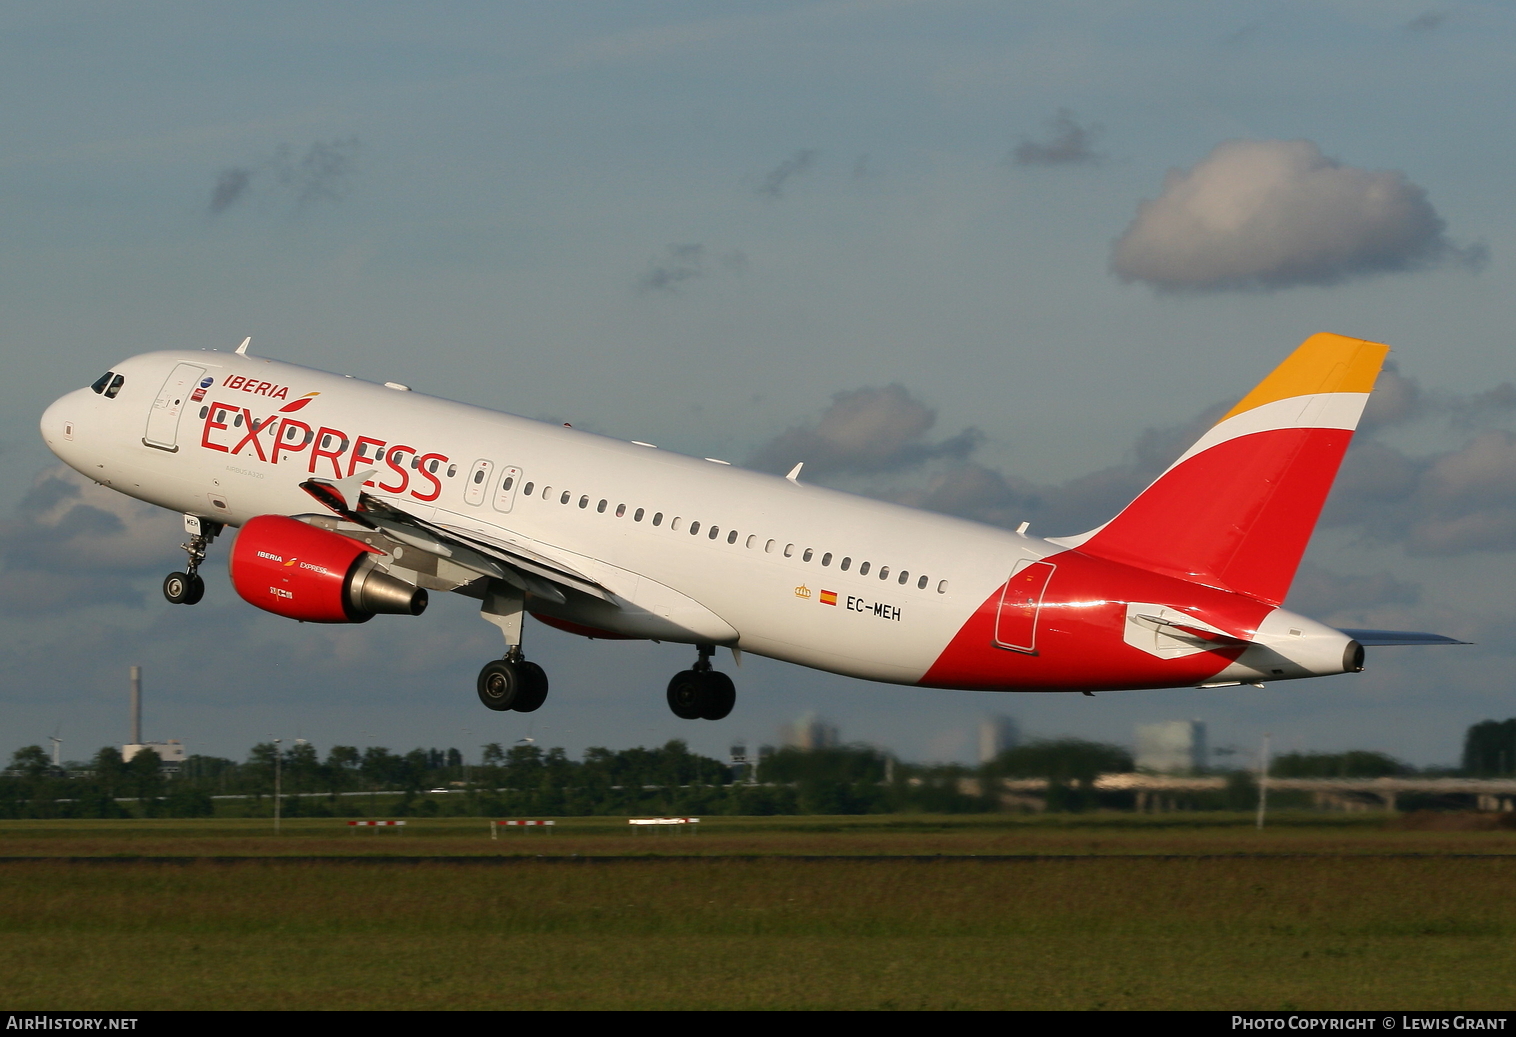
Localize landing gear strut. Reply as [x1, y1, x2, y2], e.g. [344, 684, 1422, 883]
[666, 644, 735, 721]
[475, 581, 550, 713]
[163, 514, 222, 606]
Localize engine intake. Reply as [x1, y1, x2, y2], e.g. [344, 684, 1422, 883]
[229, 515, 427, 623]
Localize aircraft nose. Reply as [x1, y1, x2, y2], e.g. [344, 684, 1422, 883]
[40, 389, 86, 457]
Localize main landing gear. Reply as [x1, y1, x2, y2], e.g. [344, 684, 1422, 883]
[666, 644, 735, 721]
[163, 514, 222, 606]
[475, 581, 550, 714]
[477, 650, 550, 713]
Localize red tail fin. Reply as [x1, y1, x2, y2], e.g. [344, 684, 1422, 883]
[1062, 333, 1389, 605]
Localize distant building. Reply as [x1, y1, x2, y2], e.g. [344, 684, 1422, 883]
[781, 712, 839, 750]
[729, 743, 757, 783]
[122, 740, 187, 771]
[1136, 721, 1207, 774]
[121, 665, 184, 770]
[978, 716, 1020, 763]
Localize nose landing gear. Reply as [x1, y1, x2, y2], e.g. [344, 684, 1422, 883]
[163, 514, 222, 606]
[666, 644, 735, 721]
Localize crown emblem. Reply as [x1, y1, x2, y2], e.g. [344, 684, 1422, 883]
[794, 584, 812, 599]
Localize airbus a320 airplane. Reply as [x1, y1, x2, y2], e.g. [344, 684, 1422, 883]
[39, 332, 1460, 721]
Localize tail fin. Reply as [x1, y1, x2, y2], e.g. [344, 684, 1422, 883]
[1063, 333, 1389, 605]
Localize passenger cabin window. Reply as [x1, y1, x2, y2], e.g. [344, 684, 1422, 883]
[689, 521, 700, 535]
[937, 580, 948, 593]
[727, 530, 738, 544]
[560, 491, 571, 504]
[917, 575, 928, 589]
[522, 482, 534, 495]
[616, 504, 626, 518]
[653, 512, 663, 526]
[671, 517, 681, 531]
[708, 526, 720, 540]
[803, 549, 813, 562]
[635, 508, 645, 522]
[822, 553, 832, 566]
[878, 566, 889, 581]
[841, 557, 851, 571]
[579, 495, 589, 509]
[898, 571, 909, 585]
[597, 499, 607, 513]
[859, 562, 870, 575]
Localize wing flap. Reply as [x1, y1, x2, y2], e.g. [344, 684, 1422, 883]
[299, 477, 604, 605]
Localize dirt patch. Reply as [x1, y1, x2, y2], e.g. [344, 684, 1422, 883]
[1390, 810, 1516, 831]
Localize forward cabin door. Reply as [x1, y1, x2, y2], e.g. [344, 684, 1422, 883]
[464, 459, 494, 506]
[143, 363, 206, 451]
[493, 466, 522, 513]
[994, 560, 1055, 654]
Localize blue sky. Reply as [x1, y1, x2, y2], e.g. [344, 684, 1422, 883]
[3, 2, 1514, 769]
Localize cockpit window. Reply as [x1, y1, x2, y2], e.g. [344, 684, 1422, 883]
[104, 374, 125, 399]
[90, 371, 113, 394]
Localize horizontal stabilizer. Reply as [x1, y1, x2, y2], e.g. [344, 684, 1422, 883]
[1337, 628, 1471, 647]
[1132, 613, 1250, 647]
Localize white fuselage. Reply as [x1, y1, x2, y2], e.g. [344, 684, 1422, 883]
[41, 349, 1047, 684]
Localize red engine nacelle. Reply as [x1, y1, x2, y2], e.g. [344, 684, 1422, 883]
[229, 515, 428, 623]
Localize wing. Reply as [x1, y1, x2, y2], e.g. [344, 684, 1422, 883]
[299, 474, 607, 605]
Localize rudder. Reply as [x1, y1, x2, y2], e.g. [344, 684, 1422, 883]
[1063, 333, 1389, 605]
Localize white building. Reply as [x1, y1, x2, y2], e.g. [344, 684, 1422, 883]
[782, 712, 839, 750]
[122, 740, 187, 768]
[1136, 721, 1207, 773]
[978, 716, 1020, 763]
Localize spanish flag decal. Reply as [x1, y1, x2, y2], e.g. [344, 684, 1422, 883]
[820, 590, 837, 606]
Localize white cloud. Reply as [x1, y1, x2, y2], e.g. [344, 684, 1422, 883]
[1110, 139, 1483, 291]
[0, 466, 176, 611]
[749, 385, 981, 476]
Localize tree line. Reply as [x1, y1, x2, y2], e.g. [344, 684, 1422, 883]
[3, 717, 1510, 819]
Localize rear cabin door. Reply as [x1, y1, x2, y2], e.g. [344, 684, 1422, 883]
[144, 363, 206, 451]
[994, 559, 1055, 654]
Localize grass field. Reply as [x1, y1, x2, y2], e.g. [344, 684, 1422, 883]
[3, 813, 1515, 1010]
